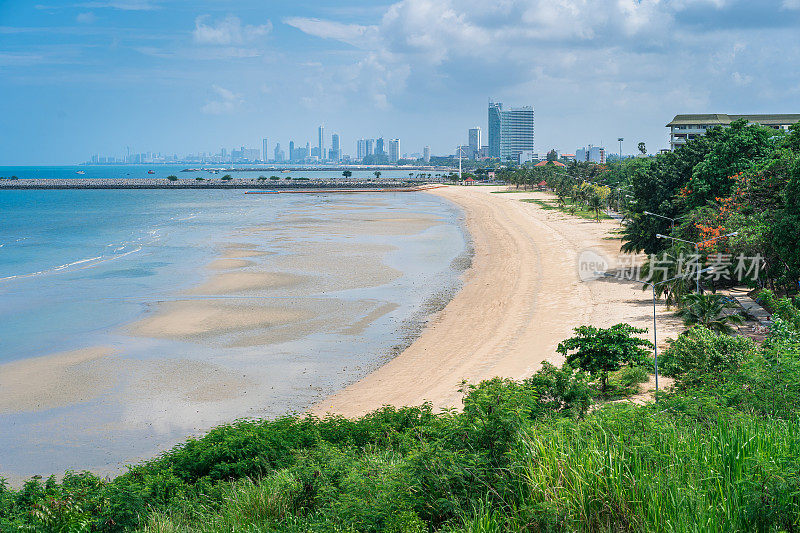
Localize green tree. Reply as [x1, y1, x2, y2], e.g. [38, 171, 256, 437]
[638, 142, 646, 155]
[686, 119, 781, 208]
[546, 149, 558, 161]
[556, 324, 652, 396]
[676, 293, 745, 334]
[374, 170, 381, 179]
[166, 175, 178, 181]
[342, 170, 352, 178]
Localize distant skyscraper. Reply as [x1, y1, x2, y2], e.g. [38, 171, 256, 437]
[262, 138, 269, 162]
[388, 139, 400, 163]
[499, 106, 534, 161]
[274, 143, 284, 162]
[289, 140, 295, 161]
[357, 139, 367, 160]
[318, 125, 325, 161]
[488, 101, 502, 158]
[366, 139, 374, 157]
[468, 127, 481, 158]
[375, 137, 385, 156]
[423, 146, 431, 163]
[331, 133, 340, 162]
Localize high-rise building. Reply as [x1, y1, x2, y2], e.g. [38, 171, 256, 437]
[488, 101, 502, 158]
[468, 127, 481, 159]
[357, 139, 367, 160]
[289, 141, 295, 161]
[366, 139, 374, 157]
[499, 106, 535, 161]
[274, 143, 285, 162]
[388, 139, 400, 163]
[318, 125, 325, 161]
[576, 145, 605, 164]
[331, 133, 340, 162]
[262, 138, 269, 162]
[375, 137, 385, 156]
[423, 146, 431, 163]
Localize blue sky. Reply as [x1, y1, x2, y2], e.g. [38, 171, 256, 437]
[1, 0, 799, 164]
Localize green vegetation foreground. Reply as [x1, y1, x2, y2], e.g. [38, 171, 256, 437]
[3, 319, 800, 532]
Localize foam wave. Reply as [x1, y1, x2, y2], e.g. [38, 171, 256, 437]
[0, 247, 142, 283]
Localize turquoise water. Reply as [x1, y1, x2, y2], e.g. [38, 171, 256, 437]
[0, 174, 467, 479]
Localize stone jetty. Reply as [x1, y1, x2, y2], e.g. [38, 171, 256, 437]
[0, 177, 447, 190]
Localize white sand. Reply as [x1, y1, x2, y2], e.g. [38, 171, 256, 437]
[313, 186, 684, 417]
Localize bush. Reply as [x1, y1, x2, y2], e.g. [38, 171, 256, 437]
[660, 326, 757, 382]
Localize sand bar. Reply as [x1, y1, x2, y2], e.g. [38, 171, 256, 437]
[313, 186, 683, 417]
[0, 347, 119, 414]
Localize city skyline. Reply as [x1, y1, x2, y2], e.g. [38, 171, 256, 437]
[1, 1, 799, 164]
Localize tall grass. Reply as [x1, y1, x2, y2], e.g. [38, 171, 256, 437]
[512, 406, 800, 532]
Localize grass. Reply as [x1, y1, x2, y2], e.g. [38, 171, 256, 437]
[522, 197, 612, 220]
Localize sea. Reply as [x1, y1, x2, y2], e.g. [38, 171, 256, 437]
[0, 166, 468, 480]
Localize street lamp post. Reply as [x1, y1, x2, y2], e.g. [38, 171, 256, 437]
[595, 267, 714, 397]
[643, 210, 686, 231]
[656, 232, 738, 293]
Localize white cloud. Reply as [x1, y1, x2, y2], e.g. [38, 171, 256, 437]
[193, 15, 272, 46]
[201, 85, 243, 114]
[76, 12, 96, 23]
[732, 71, 753, 86]
[283, 17, 378, 48]
[783, 0, 800, 8]
[77, 0, 156, 10]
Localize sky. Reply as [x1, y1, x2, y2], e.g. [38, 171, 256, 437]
[1, 0, 799, 165]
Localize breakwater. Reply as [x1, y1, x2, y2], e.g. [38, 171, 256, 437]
[0, 177, 446, 190]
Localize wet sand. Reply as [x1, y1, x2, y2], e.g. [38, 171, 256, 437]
[0, 347, 120, 414]
[313, 186, 684, 417]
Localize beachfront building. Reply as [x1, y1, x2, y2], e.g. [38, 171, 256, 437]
[667, 114, 800, 151]
[576, 145, 605, 164]
[488, 101, 535, 162]
[500, 106, 535, 162]
[518, 150, 538, 164]
[488, 101, 502, 158]
[468, 127, 481, 159]
[388, 139, 400, 163]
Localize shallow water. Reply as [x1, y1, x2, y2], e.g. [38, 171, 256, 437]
[0, 185, 467, 480]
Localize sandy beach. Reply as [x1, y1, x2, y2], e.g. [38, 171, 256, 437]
[313, 186, 684, 417]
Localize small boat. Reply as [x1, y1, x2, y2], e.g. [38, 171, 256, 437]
[76, 170, 85, 174]
[148, 170, 155, 174]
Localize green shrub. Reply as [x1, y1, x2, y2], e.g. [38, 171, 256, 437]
[660, 326, 757, 382]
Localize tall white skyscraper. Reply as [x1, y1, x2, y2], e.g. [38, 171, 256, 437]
[262, 137, 268, 162]
[468, 127, 481, 157]
[318, 125, 325, 161]
[499, 106, 534, 161]
[331, 133, 340, 162]
[423, 146, 431, 163]
[388, 139, 400, 163]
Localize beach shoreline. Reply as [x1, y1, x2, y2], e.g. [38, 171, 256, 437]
[312, 185, 684, 418]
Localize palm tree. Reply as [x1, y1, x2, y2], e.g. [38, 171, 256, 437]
[374, 171, 381, 179]
[676, 293, 745, 334]
[588, 192, 603, 221]
[342, 170, 352, 178]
